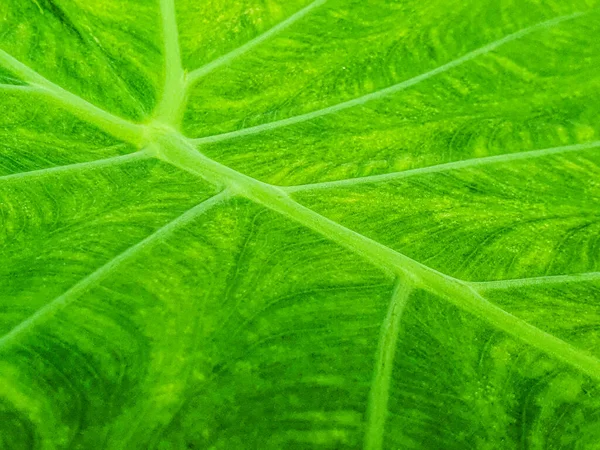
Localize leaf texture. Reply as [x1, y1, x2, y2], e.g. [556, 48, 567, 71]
[1, 0, 599, 449]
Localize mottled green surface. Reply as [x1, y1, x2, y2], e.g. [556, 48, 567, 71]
[0, 0, 599, 449]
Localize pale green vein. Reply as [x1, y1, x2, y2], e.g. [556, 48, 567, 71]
[364, 277, 413, 450]
[0, 48, 145, 145]
[155, 131, 430, 278]
[431, 282, 600, 381]
[472, 272, 600, 291]
[186, 0, 328, 85]
[0, 190, 230, 349]
[0, 150, 149, 183]
[285, 140, 600, 192]
[157, 131, 600, 382]
[191, 11, 586, 146]
[154, 0, 186, 126]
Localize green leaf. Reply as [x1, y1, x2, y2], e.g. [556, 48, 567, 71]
[1, 0, 599, 448]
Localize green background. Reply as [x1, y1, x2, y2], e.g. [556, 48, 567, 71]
[1, 0, 599, 448]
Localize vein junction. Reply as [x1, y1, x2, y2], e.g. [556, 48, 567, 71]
[1, 0, 599, 417]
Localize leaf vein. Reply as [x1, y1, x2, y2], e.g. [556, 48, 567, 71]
[186, 0, 327, 85]
[154, 0, 186, 125]
[0, 47, 145, 144]
[0, 189, 230, 349]
[190, 11, 587, 146]
[471, 272, 600, 290]
[364, 277, 413, 450]
[0, 149, 149, 183]
[156, 133, 600, 382]
[284, 140, 600, 191]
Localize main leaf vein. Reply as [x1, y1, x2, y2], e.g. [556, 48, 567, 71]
[155, 134, 600, 382]
[154, 0, 186, 125]
[2, 6, 599, 438]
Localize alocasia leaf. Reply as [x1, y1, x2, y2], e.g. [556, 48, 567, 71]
[1, 0, 599, 448]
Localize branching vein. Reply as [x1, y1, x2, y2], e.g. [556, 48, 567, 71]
[0, 190, 230, 349]
[2, 5, 599, 435]
[154, 0, 186, 125]
[472, 272, 600, 290]
[0, 48, 145, 145]
[186, 0, 328, 85]
[191, 11, 586, 146]
[0, 150, 150, 183]
[285, 140, 600, 191]
[364, 277, 413, 450]
[156, 134, 600, 382]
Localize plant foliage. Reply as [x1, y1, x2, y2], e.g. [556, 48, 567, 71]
[1, 0, 600, 448]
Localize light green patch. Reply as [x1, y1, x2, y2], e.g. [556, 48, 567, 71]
[1, 0, 600, 449]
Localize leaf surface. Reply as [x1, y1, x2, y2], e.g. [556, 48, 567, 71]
[1, 0, 600, 449]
